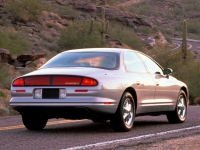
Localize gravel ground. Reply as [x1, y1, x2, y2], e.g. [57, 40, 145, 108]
[118, 134, 200, 150]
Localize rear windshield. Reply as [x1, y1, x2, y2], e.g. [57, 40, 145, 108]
[41, 52, 120, 70]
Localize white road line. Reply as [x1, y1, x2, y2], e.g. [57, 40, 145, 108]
[62, 125, 200, 150]
[172, 43, 180, 50]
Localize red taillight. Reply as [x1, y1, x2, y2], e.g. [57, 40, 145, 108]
[13, 78, 24, 86]
[13, 76, 98, 86]
[81, 77, 98, 86]
[25, 76, 50, 86]
[52, 76, 82, 86]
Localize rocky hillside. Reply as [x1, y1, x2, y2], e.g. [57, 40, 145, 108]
[0, 0, 166, 60]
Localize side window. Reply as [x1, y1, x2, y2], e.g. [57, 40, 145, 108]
[137, 53, 163, 74]
[124, 51, 147, 73]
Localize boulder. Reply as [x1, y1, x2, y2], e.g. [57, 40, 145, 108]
[0, 47, 46, 68]
[0, 48, 14, 64]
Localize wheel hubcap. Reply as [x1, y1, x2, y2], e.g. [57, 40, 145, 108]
[123, 98, 133, 127]
[177, 95, 186, 120]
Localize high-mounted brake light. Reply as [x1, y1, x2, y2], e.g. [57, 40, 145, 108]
[81, 77, 98, 86]
[13, 78, 24, 86]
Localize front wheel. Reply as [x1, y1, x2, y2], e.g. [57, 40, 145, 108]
[22, 114, 48, 130]
[110, 92, 135, 132]
[167, 90, 187, 123]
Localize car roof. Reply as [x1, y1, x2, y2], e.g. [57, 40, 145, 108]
[61, 48, 139, 54]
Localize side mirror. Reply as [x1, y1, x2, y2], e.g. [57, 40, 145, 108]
[163, 68, 173, 75]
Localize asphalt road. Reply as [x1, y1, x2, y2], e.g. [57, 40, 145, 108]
[1, 106, 200, 150]
[172, 39, 200, 51]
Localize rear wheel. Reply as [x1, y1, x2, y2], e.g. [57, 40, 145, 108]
[110, 92, 135, 132]
[167, 90, 187, 123]
[22, 114, 48, 130]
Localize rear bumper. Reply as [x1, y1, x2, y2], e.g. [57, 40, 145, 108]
[10, 96, 118, 118]
[13, 106, 113, 119]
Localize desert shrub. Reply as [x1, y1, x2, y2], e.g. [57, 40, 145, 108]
[187, 20, 200, 35]
[164, 35, 172, 43]
[185, 0, 199, 12]
[108, 23, 144, 50]
[56, 5, 80, 20]
[106, 0, 117, 5]
[175, 19, 200, 35]
[171, 7, 183, 16]
[188, 34, 200, 40]
[89, 0, 116, 5]
[174, 23, 182, 32]
[0, 66, 14, 89]
[152, 47, 200, 102]
[7, 0, 44, 22]
[158, 27, 173, 36]
[0, 107, 10, 116]
[127, 1, 150, 16]
[46, 43, 61, 53]
[0, 91, 6, 98]
[137, 26, 154, 35]
[0, 29, 29, 56]
[58, 21, 106, 50]
[165, 13, 174, 20]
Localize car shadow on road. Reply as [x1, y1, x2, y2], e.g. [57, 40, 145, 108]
[23, 118, 169, 135]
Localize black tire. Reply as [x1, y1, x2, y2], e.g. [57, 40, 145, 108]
[110, 92, 135, 132]
[91, 118, 108, 123]
[167, 90, 187, 123]
[22, 114, 48, 130]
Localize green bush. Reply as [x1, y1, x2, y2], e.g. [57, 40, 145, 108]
[108, 23, 144, 50]
[89, 0, 117, 5]
[58, 21, 106, 50]
[0, 29, 29, 56]
[0, 91, 6, 98]
[185, 0, 199, 12]
[187, 20, 200, 34]
[56, 5, 80, 20]
[0, 66, 14, 89]
[164, 35, 172, 43]
[174, 23, 182, 32]
[0, 107, 10, 116]
[152, 47, 200, 103]
[171, 7, 183, 16]
[7, 0, 44, 22]
[137, 26, 154, 35]
[127, 1, 150, 16]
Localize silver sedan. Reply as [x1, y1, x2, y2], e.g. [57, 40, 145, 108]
[10, 48, 189, 132]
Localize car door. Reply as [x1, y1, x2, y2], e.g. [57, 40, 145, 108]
[137, 52, 177, 112]
[123, 51, 156, 114]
